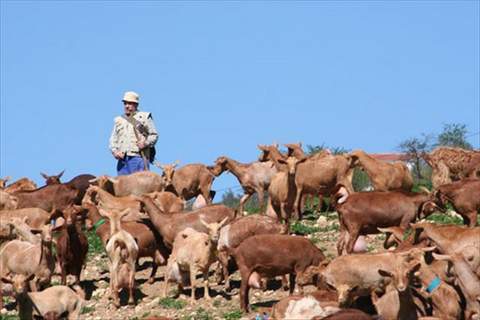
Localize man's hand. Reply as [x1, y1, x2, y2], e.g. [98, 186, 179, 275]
[137, 140, 147, 150]
[113, 151, 125, 160]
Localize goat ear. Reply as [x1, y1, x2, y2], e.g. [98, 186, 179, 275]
[58, 170, 65, 178]
[88, 177, 98, 184]
[200, 218, 209, 229]
[297, 156, 308, 164]
[173, 160, 180, 167]
[98, 208, 110, 218]
[107, 177, 118, 184]
[51, 224, 64, 232]
[378, 269, 393, 278]
[1, 276, 13, 284]
[409, 262, 421, 274]
[3, 176, 11, 182]
[40, 172, 49, 179]
[421, 246, 436, 253]
[26, 273, 35, 282]
[336, 186, 349, 204]
[277, 158, 287, 164]
[119, 208, 130, 220]
[219, 217, 229, 228]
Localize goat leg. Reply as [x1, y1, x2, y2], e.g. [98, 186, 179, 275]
[288, 273, 296, 295]
[218, 251, 230, 290]
[203, 269, 210, 300]
[238, 193, 252, 215]
[61, 262, 67, 285]
[148, 259, 157, 284]
[190, 267, 197, 301]
[128, 274, 135, 305]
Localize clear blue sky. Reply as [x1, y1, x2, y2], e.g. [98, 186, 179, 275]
[1, 1, 479, 197]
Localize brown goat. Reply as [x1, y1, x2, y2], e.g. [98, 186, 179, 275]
[433, 252, 480, 320]
[410, 222, 480, 275]
[349, 149, 413, 191]
[431, 178, 480, 226]
[228, 234, 326, 312]
[158, 162, 215, 205]
[293, 153, 354, 219]
[40, 170, 65, 185]
[333, 186, 437, 254]
[139, 196, 235, 248]
[217, 214, 288, 289]
[144, 191, 184, 214]
[55, 205, 88, 285]
[89, 171, 164, 196]
[13, 184, 79, 211]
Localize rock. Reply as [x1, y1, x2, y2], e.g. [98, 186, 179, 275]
[317, 216, 328, 228]
[149, 297, 161, 306]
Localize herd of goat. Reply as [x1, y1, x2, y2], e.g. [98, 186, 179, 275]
[0, 144, 479, 320]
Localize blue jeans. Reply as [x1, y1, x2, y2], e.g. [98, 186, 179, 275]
[117, 155, 147, 175]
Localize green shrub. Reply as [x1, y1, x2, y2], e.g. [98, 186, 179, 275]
[158, 297, 187, 310]
[81, 306, 95, 314]
[86, 230, 104, 257]
[0, 315, 20, 320]
[290, 221, 320, 235]
[426, 213, 464, 225]
[223, 309, 243, 320]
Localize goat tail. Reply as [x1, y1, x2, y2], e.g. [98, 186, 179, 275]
[113, 238, 129, 260]
[72, 285, 86, 300]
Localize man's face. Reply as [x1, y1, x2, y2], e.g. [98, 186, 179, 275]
[124, 101, 138, 116]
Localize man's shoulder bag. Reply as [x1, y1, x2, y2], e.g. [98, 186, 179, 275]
[122, 115, 156, 163]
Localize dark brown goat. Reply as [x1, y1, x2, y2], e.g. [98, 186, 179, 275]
[41, 170, 65, 185]
[432, 179, 480, 226]
[13, 184, 79, 211]
[55, 205, 88, 285]
[228, 234, 326, 312]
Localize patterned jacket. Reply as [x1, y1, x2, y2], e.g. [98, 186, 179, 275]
[109, 111, 158, 156]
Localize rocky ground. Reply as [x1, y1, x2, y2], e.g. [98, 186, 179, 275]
[0, 211, 398, 320]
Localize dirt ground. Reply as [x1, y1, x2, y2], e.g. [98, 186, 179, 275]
[1, 213, 386, 320]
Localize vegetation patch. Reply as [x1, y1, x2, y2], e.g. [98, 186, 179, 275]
[81, 306, 95, 314]
[426, 213, 464, 225]
[290, 221, 320, 235]
[158, 297, 187, 310]
[87, 230, 104, 257]
[222, 309, 243, 320]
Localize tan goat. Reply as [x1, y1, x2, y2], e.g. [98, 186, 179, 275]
[99, 208, 139, 307]
[0, 222, 55, 291]
[267, 156, 307, 223]
[2, 273, 84, 320]
[163, 218, 228, 301]
[210, 155, 277, 213]
[349, 149, 413, 191]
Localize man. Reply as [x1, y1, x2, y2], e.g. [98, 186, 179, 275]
[109, 91, 158, 175]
